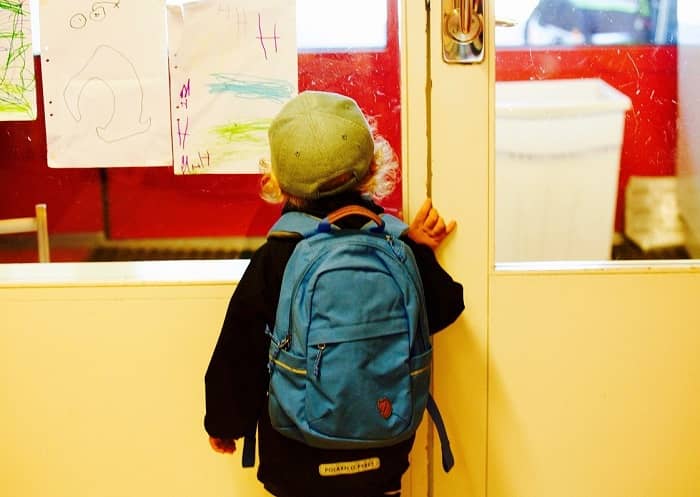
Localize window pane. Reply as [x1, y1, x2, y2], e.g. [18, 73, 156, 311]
[496, 0, 674, 47]
[495, 0, 691, 263]
[2, 1, 401, 263]
[297, 0, 387, 51]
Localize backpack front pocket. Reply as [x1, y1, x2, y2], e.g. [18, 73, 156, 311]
[268, 348, 307, 434]
[305, 321, 412, 444]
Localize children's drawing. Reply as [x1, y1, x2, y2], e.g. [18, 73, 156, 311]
[208, 73, 294, 103]
[63, 45, 151, 143]
[168, 0, 297, 175]
[0, 0, 36, 121]
[69, 1, 121, 29]
[256, 12, 279, 60]
[41, 0, 172, 168]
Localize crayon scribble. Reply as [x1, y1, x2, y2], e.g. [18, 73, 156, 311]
[208, 73, 293, 103]
[70, 1, 121, 30]
[206, 118, 271, 166]
[210, 118, 271, 145]
[175, 77, 194, 173]
[256, 12, 279, 60]
[0, 0, 35, 118]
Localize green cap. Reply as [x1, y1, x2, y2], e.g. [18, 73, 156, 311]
[268, 91, 374, 199]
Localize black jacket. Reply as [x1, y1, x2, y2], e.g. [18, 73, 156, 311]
[204, 193, 464, 497]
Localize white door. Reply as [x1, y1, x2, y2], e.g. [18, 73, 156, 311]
[417, 1, 700, 496]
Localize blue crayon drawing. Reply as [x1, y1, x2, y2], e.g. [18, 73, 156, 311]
[208, 73, 294, 103]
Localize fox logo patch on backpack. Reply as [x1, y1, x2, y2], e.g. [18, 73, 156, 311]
[262, 205, 454, 472]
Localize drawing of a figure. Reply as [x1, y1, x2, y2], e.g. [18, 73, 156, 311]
[63, 44, 151, 142]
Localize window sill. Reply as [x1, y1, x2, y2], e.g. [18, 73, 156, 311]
[0, 260, 249, 288]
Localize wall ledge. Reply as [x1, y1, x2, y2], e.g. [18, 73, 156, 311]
[495, 259, 700, 275]
[0, 260, 249, 288]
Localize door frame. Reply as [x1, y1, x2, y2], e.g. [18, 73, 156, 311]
[402, 1, 492, 495]
[418, 1, 700, 497]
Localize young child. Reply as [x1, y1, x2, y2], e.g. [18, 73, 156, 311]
[204, 91, 464, 497]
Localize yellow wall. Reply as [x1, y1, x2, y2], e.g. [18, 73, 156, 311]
[0, 264, 423, 497]
[3, 267, 700, 497]
[0, 276, 268, 497]
[489, 268, 700, 497]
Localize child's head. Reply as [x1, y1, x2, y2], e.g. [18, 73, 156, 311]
[260, 91, 397, 206]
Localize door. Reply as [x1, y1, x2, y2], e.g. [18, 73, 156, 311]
[422, 1, 700, 497]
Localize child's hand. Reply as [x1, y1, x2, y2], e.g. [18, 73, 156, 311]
[209, 436, 236, 454]
[407, 198, 456, 250]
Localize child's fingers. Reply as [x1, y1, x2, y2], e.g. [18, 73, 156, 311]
[431, 216, 446, 236]
[409, 199, 456, 248]
[425, 208, 440, 229]
[412, 198, 433, 226]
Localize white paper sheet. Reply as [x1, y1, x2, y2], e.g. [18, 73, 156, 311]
[168, 0, 297, 175]
[40, 0, 172, 167]
[0, 0, 36, 121]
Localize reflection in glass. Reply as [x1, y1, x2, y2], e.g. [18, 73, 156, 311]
[495, 0, 693, 262]
[677, 0, 700, 257]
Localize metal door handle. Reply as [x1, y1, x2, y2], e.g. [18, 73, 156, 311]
[441, 0, 519, 63]
[442, 0, 484, 64]
[459, 0, 479, 41]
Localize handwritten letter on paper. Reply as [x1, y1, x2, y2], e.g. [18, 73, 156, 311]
[40, 0, 172, 167]
[0, 0, 36, 121]
[168, 0, 297, 175]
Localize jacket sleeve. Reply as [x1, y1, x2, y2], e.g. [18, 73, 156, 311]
[403, 237, 465, 334]
[203, 246, 274, 439]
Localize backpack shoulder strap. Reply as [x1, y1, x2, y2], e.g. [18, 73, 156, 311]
[242, 428, 257, 468]
[269, 210, 408, 240]
[268, 212, 322, 239]
[374, 214, 409, 239]
[427, 394, 455, 472]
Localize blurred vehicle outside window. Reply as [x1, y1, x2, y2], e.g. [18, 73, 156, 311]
[496, 0, 678, 47]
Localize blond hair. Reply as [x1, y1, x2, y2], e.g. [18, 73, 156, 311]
[260, 126, 398, 207]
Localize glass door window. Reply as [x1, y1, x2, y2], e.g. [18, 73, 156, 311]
[494, 0, 692, 263]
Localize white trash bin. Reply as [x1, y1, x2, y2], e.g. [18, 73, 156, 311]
[495, 78, 631, 262]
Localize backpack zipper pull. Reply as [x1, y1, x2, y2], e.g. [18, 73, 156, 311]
[386, 234, 404, 258]
[313, 344, 326, 378]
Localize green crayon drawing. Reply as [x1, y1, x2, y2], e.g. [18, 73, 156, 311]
[206, 118, 272, 166]
[0, 0, 35, 119]
[211, 119, 271, 145]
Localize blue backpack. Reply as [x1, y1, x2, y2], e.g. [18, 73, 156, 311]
[259, 205, 454, 472]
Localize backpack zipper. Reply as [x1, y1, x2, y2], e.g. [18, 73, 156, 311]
[313, 344, 326, 378]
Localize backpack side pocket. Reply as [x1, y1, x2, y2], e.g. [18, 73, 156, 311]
[268, 348, 307, 438]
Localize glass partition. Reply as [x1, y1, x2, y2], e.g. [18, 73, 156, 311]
[494, 0, 697, 262]
[0, 0, 402, 263]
